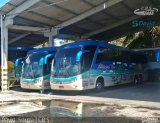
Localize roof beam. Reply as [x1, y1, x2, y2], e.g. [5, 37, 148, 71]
[83, 15, 139, 38]
[46, 0, 123, 37]
[42, 0, 104, 30]
[55, 0, 123, 29]
[14, 16, 51, 27]
[81, 0, 121, 20]
[9, 25, 49, 32]
[29, 11, 61, 23]
[9, 33, 30, 44]
[6, 2, 60, 26]
[6, 0, 40, 17]
[5, 0, 41, 27]
[57, 34, 81, 40]
[42, 0, 78, 15]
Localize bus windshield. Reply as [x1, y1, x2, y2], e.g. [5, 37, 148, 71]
[52, 46, 97, 78]
[22, 52, 46, 79]
[53, 47, 81, 78]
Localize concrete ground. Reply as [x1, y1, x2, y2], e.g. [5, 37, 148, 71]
[0, 81, 160, 122]
[0, 81, 159, 107]
[87, 81, 160, 102]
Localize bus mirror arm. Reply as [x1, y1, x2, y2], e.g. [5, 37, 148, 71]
[15, 57, 25, 67]
[76, 50, 90, 62]
[44, 54, 54, 64]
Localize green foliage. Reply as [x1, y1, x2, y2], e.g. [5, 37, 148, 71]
[128, 26, 160, 49]
[109, 37, 125, 47]
[109, 26, 160, 49]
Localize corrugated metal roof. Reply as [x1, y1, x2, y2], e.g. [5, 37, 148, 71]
[0, 0, 160, 47]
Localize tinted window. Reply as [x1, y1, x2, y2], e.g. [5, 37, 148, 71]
[96, 48, 114, 63]
[96, 47, 132, 63]
[96, 47, 119, 63]
[131, 52, 147, 64]
[121, 51, 131, 62]
[81, 46, 97, 72]
[56, 47, 81, 58]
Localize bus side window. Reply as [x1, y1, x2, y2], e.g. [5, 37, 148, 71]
[114, 49, 122, 62]
[96, 47, 114, 63]
[96, 48, 106, 63]
[121, 51, 131, 63]
[131, 53, 147, 64]
[96, 48, 134, 63]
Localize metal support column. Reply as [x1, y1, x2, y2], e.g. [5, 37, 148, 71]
[49, 35, 54, 47]
[1, 15, 8, 92]
[48, 28, 59, 47]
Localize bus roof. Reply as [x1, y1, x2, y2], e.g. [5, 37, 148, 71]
[8, 47, 33, 51]
[59, 40, 126, 50]
[28, 47, 57, 54]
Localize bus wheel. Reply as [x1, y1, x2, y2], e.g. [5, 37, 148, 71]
[96, 78, 104, 90]
[134, 76, 139, 85]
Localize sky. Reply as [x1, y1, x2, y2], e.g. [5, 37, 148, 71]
[0, 0, 10, 7]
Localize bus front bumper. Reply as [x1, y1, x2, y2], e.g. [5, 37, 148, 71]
[50, 82, 83, 91]
[21, 82, 50, 90]
[21, 82, 42, 90]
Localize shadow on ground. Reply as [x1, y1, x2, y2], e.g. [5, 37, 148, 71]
[10, 81, 160, 102]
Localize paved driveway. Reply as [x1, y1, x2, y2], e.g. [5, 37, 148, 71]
[87, 82, 160, 102]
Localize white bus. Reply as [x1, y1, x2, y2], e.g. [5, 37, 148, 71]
[21, 47, 56, 93]
[50, 40, 147, 91]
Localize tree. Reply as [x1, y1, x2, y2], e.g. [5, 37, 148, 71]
[110, 26, 160, 49]
[126, 27, 160, 49]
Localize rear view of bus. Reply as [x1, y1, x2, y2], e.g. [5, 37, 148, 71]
[134, 48, 160, 81]
[21, 47, 56, 93]
[50, 40, 147, 91]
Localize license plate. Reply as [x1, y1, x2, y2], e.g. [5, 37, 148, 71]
[59, 86, 64, 88]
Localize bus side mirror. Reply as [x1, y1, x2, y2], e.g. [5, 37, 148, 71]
[39, 57, 44, 66]
[44, 54, 54, 64]
[76, 50, 90, 62]
[39, 54, 55, 66]
[51, 59, 55, 71]
[15, 57, 25, 67]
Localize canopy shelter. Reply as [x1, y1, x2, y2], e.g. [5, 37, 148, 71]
[0, 0, 159, 47]
[0, 0, 160, 91]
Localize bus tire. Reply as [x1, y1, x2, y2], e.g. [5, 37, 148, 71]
[134, 75, 139, 85]
[96, 77, 104, 90]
